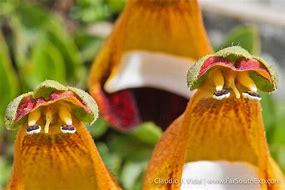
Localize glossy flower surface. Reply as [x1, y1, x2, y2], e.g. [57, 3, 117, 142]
[144, 47, 284, 190]
[88, 0, 212, 130]
[5, 80, 120, 190]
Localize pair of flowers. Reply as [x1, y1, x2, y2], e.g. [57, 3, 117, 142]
[3, 0, 285, 189]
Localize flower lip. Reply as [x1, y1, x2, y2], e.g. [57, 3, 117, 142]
[187, 46, 277, 93]
[181, 161, 261, 190]
[88, 0, 213, 130]
[5, 80, 98, 130]
[26, 124, 41, 135]
[103, 50, 193, 98]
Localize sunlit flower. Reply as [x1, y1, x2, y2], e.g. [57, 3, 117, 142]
[4, 80, 120, 190]
[88, 0, 213, 130]
[144, 47, 284, 190]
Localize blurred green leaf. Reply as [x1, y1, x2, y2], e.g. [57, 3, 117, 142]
[46, 23, 86, 87]
[0, 157, 12, 188]
[88, 118, 108, 139]
[0, 33, 18, 125]
[0, 1, 14, 17]
[271, 101, 285, 144]
[260, 92, 277, 135]
[120, 161, 146, 190]
[97, 142, 122, 177]
[98, 123, 160, 189]
[216, 25, 260, 54]
[106, 0, 126, 13]
[71, 0, 126, 24]
[272, 126, 285, 147]
[108, 135, 153, 162]
[276, 147, 285, 171]
[70, 0, 111, 23]
[74, 31, 104, 63]
[21, 36, 66, 88]
[129, 171, 145, 190]
[130, 122, 162, 145]
[269, 100, 285, 171]
[11, 3, 85, 89]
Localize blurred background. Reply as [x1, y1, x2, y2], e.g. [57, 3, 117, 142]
[0, 0, 285, 189]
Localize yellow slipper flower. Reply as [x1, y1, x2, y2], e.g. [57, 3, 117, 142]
[144, 46, 284, 190]
[4, 80, 121, 190]
[88, 0, 213, 130]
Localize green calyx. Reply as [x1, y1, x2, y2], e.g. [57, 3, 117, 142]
[4, 80, 98, 130]
[187, 46, 278, 92]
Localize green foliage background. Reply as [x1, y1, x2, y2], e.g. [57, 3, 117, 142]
[0, 1, 284, 189]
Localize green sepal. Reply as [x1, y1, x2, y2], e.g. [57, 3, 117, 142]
[4, 92, 33, 130]
[67, 86, 98, 125]
[252, 56, 278, 92]
[187, 55, 211, 90]
[187, 46, 278, 92]
[4, 80, 99, 130]
[33, 80, 68, 99]
[214, 46, 252, 61]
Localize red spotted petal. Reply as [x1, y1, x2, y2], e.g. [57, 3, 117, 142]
[92, 85, 188, 130]
[93, 85, 140, 130]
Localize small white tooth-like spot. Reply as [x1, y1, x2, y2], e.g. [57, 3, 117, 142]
[26, 125, 41, 135]
[213, 91, 230, 100]
[242, 92, 261, 101]
[60, 126, 76, 134]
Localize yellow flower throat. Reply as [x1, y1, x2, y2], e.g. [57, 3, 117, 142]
[27, 103, 76, 135]
[207, 68, 260, 101]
